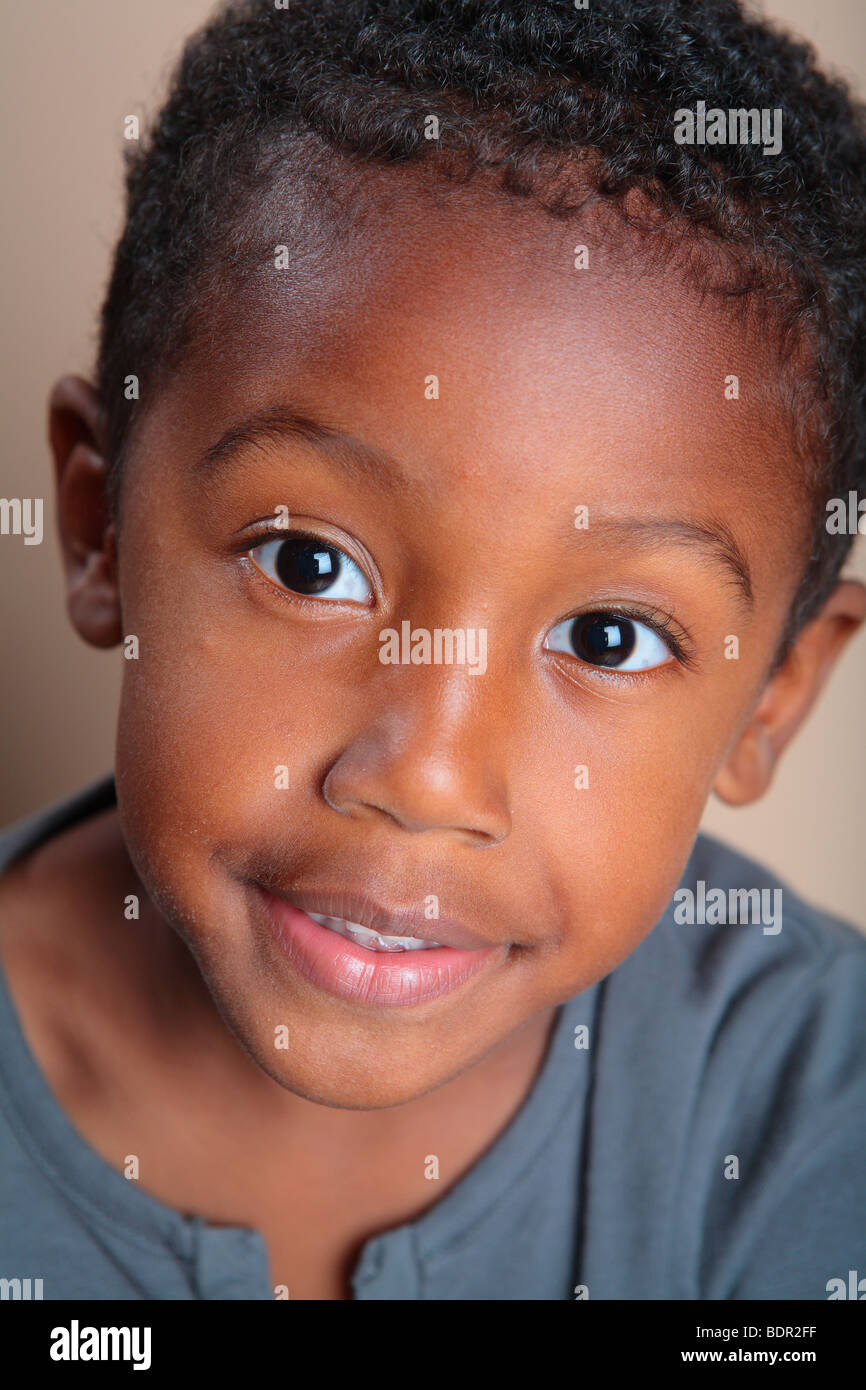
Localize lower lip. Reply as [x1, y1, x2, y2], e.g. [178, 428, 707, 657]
[257, 891, 501, 1008]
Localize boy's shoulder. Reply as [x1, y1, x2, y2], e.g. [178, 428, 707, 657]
[605, 825, 866, 1088]
[685, 827, 866, 956]
[0, 773, 130, 1104]
[583, 830, 866, 1299]
[615, 825, 866, 999]
[0, 773, 117, 873]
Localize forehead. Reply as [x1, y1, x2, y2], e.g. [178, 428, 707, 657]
[136, 165, 806, 555]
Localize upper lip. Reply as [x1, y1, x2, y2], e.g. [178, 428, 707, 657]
[256, 884, 498, 952]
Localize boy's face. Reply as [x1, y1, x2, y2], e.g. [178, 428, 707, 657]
[56, 173, 850, 1107]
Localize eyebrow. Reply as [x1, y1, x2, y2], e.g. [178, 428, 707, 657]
[585, 516, 754, 609]
[197, 406, 410, 494]
[198, 407, 754, 607]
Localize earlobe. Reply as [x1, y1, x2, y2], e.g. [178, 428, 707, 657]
[48, 374, 122, 649]
[713, 718, 775, 805]
[713, 578, 866, 807]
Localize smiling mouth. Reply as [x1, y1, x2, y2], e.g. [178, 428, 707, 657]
[305, 911, 443, 952]
[254, 886, 502, 1007]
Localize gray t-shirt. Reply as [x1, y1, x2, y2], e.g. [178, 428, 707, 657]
[1, 773, 864, 1301]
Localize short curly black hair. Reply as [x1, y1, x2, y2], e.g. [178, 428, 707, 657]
[94, 0, 866, 651]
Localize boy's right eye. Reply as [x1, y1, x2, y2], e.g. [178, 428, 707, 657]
[248, 534, 372, 604]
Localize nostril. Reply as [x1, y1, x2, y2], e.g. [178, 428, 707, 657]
[322, 783, 510, 845]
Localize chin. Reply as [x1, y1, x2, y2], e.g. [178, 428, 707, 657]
[256, 1047, 443, 1110]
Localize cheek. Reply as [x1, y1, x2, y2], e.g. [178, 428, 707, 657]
[528, 694, 726, 982]
[112, 543, 353, 920]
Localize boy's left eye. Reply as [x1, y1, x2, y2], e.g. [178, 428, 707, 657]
[248, 534, 372, 603]
[545, 612, 673, 671]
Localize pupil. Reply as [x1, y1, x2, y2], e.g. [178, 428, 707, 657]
[275, 537, 339, 594]
[570, 614, 636, 667]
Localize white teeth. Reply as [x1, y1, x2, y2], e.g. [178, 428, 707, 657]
[306, 912, 442, 952]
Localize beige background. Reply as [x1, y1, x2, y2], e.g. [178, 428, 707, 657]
[1, 0, 864, 927]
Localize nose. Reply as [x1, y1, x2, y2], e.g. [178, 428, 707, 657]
[321, 663, 513, 847]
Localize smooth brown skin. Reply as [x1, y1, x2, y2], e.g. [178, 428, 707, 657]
[1, 171, 864, 1299]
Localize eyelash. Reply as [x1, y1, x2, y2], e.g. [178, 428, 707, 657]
[238, 524, 698, 672]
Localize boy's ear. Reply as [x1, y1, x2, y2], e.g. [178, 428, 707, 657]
[48, 374, 122, 648]
[713, 578, 866, 806]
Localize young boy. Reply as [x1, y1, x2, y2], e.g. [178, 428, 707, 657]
[1, 0, 865, 1301]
